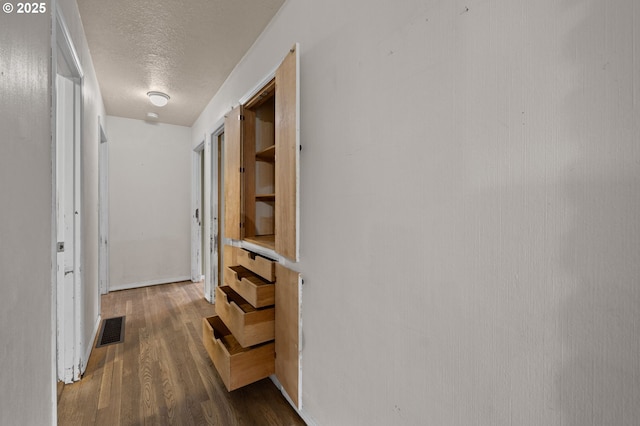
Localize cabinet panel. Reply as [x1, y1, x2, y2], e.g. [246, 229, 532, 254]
[223, 244, 237, 270]
[275, 263, 301, 408]
[215, 286, 275, 347]
[275, 44, 299, 261]
[242, 109, 257, 237]
[224, 106, 242, 240]
[202, 316, 274, 391]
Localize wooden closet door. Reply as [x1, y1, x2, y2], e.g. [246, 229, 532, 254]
[224, 106, 242, 240]
[275, 44, 300, 261]
[275, 263, 301, 408]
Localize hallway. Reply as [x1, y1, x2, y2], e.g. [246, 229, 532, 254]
[57, 281, 304, 425]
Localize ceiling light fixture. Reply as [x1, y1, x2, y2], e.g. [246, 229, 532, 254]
[147, 91, 170, 107]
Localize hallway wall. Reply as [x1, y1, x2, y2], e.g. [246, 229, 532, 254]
[0, 5, 54, 425]
[0, 1, 106, 422]
[193, 0, 640, 425]
[107, 116, 192, 290]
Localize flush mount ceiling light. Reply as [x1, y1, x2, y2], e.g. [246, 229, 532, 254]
[147, 91, 170, 107]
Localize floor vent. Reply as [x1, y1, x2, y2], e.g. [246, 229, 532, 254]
[96, 316, 125, 348]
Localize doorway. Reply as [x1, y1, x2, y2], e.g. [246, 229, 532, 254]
[207, 127, 225, 302]
[98, 119, 109, 295]
[192, 143, 205, 283]
[54, 9, 84, 383]
[193, 125, 224, 303]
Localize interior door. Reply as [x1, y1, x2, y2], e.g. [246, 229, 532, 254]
[192, 146, 204, 282]
[56, 73, 77, 382]
[55, 8, 85, 383]
[98, 121, 109, 295]
[211, 131, 224, 294]
[275, 44, 300, 261]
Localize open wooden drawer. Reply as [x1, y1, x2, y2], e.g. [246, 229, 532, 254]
[225, 265, 275, 308]
[215, 286, 275, 347]
[202, 316, 274, 391]
[237, 248, 276, 282]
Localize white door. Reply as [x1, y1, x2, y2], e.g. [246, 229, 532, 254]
[212, 131, 224, 292]
[98, 120, 109, 295]
[55, 8, 84, 384]
[204, 128, 224, 303]
[203, 139, 212, 300]
[56, 74, 78, 383]
[192, 145, 204, 283]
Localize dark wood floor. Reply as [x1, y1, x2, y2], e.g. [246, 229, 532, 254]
[58, 281, 305, 426]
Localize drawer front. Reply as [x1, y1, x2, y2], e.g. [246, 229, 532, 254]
[225, 265, 275, 308]
[237, 248, 276, 282]
[202, 316, 275, 391]
[215, 286, 275, 347]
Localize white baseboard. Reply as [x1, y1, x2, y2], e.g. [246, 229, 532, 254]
[269, 375, 317, 426]
[109, 276, 192, 292]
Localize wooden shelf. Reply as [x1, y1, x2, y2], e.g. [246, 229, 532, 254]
[255, 194, 275, 201]
[244, 235, 275, 251]
[256, 145, 275, 162]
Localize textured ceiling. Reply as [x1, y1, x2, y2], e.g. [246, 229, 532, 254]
[76, 0, 285, 126]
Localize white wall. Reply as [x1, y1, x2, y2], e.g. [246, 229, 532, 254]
[193, 0, 640, 425]
[0, 4, 54, 425]
[107, 116, 191, 290]
[58, 0, 107, 375]
[0, 2, 106, 422]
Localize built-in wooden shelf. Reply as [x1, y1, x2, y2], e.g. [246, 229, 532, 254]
[244, 235, 276, 251]
[255, 194, 275, 201]
[256, 145, 275, 162]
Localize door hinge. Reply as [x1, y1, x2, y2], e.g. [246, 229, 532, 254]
[238, 114, 245, 121]
[240, 167, 245, 173]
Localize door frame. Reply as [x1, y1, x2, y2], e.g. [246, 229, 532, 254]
[53, 6, 84, 384]
[191, 141, 205, 283]
[202, 134, 212, 301]
[98, 118, 109, 295]
[205, 119, 225, 302]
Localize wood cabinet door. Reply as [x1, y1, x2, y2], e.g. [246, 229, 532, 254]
[275, 263, 301, 408]
[275, 44, 300, 261]
[224, 106, 242, 240]
[241, 108, 256, 237]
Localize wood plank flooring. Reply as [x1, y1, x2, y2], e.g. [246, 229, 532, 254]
[58, 281, 305, 426]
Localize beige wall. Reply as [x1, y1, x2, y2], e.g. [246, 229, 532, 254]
[107, 116, 192, 290]
[193, 0, 640, 424]
[0, 3, 54, 425]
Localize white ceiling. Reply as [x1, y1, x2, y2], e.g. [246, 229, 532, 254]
[76, 0, 285, 127]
